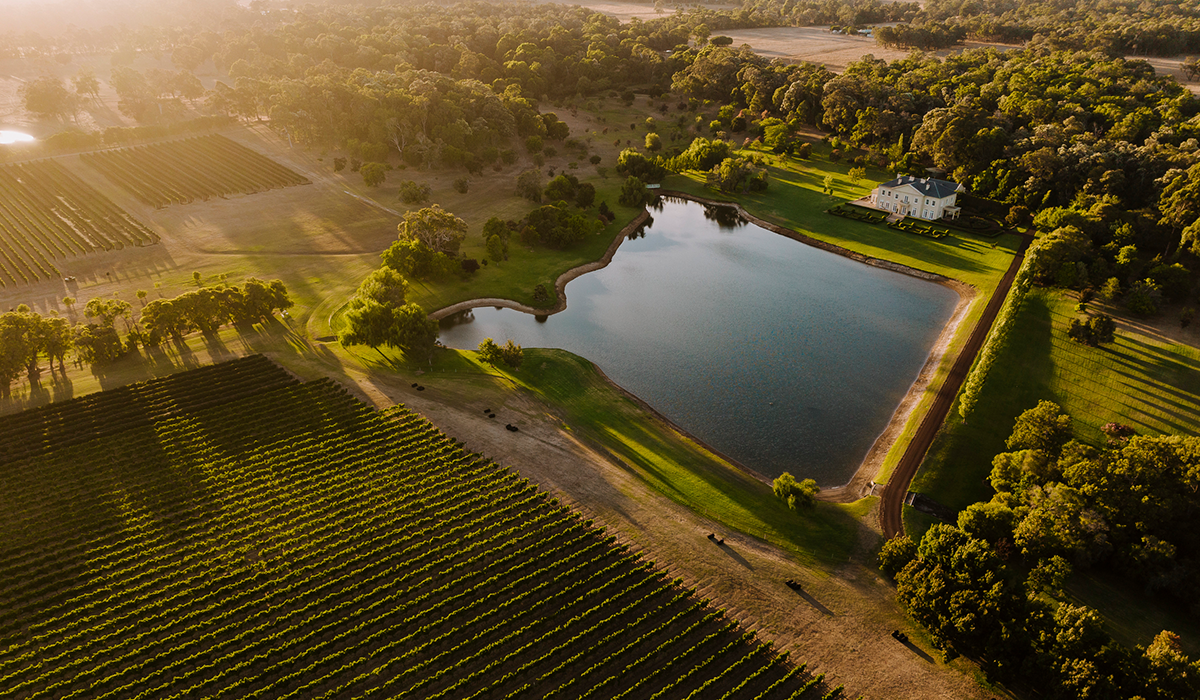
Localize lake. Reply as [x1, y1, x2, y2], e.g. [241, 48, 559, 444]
[438, 197, 959, 485]
[0, 131, 35, 144]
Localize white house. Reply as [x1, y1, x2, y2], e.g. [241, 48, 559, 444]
[869, 175, 964, 221]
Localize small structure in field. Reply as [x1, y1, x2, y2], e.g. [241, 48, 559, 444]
[869, 175, 964, 221]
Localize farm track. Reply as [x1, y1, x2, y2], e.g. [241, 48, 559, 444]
[0, 355, 831, 700]
[879, 232, 1034, 538]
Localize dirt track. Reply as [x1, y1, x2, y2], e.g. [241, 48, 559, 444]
[879, 232, 1033, 538]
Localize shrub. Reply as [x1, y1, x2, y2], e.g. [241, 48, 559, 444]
[532, 283, 551, 305]
[772, 471, 819, 510]
[398, 180, 432, 204]
[333, 157, 346, 172]
[453, 177, 469, 194]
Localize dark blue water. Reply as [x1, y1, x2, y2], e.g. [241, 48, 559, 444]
[439, 198, 958, 485]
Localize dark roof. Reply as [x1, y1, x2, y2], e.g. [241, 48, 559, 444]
[879, 175, 962, 198]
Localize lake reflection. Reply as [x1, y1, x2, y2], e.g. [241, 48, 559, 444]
[0, 131, 35, 144]
[439, 197, 958, 485]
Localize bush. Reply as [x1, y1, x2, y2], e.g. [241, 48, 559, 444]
[360, 162, 386, 187]
[333, 157, 346, 172]
[532, 283, 551, 305]
[878, 536, 918, 580]
[453, 177, 469, 194]
[772, 471, 819, 510]
[398, 180, 432, 205]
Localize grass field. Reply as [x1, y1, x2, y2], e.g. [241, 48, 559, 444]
[0, 355, 826, 699]
[490, 347, 868, 568]
[914, 287, 1200, 512]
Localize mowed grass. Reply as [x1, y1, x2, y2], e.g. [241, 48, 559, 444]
[915, 287, 1200, 513]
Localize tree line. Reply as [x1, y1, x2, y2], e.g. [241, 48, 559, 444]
[879, 401, 1200, 698]
[0, 278, 292, 398]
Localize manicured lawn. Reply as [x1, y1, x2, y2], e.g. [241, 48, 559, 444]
[438, 346, 865, 568]
[914, 287, 1200, 513]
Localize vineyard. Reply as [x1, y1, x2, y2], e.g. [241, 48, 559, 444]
[80, 134, 311, 207]
[0, 356, 832, 699]
[0, 159, 158, 286]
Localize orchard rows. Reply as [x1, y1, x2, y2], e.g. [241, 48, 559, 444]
[80, 134, 311, 207]
[0, 159, 157, 286]
[0, 356, 834, 699]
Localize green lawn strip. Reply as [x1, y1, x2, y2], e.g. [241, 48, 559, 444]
[484, 347, 863, 568]
[915, 287, 1200, 515]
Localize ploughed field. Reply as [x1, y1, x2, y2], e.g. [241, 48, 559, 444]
[79, 134, 311, 207]
[0, 356, 821, 699]
[0, 159, 157, 285]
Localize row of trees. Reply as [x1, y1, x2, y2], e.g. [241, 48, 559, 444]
[0, 279, 292, 398]
[880, 401, 1200, 697]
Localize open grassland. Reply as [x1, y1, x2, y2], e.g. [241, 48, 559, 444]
[79, 134, 310, 207]
[0, 158, 158, 286]
[0, 355, 830, 700]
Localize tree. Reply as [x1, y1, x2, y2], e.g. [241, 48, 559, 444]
[21, 75, 76, 121]
[340, 300, 401, 357]
[1007, 400, 1073, 453]
[486, 235, 507, 263]
[771, 471, 819, 510]
[516, 169, 543, 202]
[398, 180, 432, 204]
[354, 268, 407, 308]
[644, 132, 662, 152]
[72, 67, 100, 102]
[822, 174, 834, 194]
[847, 167, 866, 184]
[141, 299, 187, 342]
[618, 176, 647, 207]
[398, 205, 467, 254]
[878, 535, 917, 580]
[361, 162, 386, 187]
[239, 278, 292, 323]
[478, 337, 523, 368]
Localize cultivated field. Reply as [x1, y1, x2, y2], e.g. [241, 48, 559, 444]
[80, 133, 311, 207]
[0, 355, 826, 700]
[0, 158, 157, 285]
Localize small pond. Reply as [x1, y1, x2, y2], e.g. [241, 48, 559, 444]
[438, 197, 959, 485]
[0, 131, 35, 145]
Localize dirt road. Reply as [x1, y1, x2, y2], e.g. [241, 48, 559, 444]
[879, 232, 1033, 539]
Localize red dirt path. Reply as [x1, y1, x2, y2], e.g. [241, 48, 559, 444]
[879, 232, 1034, 538]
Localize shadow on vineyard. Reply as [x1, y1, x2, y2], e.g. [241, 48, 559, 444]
[0, 355, 842, 699]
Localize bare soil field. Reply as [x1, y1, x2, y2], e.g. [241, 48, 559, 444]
[718, 26, 1200, 91]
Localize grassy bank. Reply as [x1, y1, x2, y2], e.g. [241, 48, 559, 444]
[494, 348, 869, 568]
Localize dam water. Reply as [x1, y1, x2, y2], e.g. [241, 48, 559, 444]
[439, 197, 959, 485]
